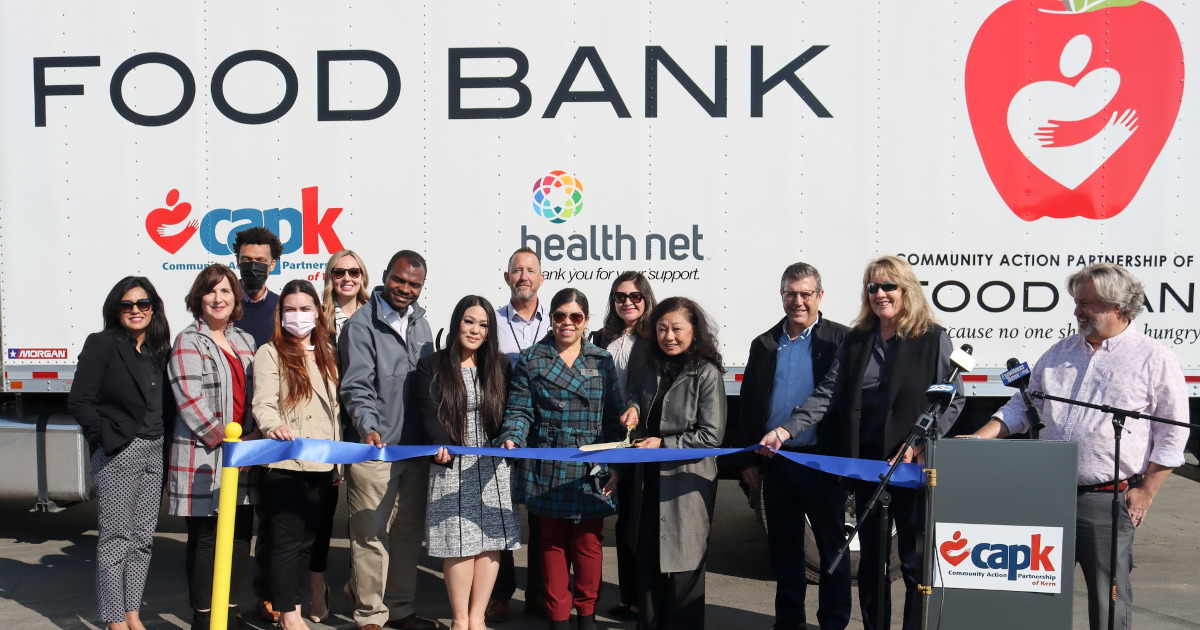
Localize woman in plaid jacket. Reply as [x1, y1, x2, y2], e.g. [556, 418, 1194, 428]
[167, 264, 258, 630]
[496, 287, 624, 630]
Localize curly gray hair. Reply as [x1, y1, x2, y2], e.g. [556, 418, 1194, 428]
[1067, 263, 1145, 320]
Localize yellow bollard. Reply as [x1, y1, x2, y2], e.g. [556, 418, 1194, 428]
[209, 421, 242, 630]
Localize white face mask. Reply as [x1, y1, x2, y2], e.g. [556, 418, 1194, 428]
[282, 311, 317, 338]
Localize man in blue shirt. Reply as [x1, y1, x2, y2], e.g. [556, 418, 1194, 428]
[740, 262, 851, 630]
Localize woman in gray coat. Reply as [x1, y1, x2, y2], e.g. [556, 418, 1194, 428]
[615, 297, 727, 630]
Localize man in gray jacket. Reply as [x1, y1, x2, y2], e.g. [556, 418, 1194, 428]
[340, 250, 437, 630]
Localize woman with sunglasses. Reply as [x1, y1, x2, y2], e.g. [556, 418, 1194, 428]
[761, 255, 963, 630]
[413, 295, 520, 630]
[252, 279, 341, 630]
[614, 297, 727, 630]
[589, 271, 657, 622]
[69, 277, 174, 630]
[309, 249, 370, 621]
[496, 287, 624, 630]
[322, 249, 370, 344]
[168, 264, 259, 630]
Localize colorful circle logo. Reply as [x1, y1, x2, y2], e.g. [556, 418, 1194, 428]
[532, 170, 583, 224]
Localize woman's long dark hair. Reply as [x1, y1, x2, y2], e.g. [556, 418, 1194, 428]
[599, 271, 657, 341]
[434, 295, 508, 444]
[272, 279, 340, 411]
[648, 297, 725, 374]
[101, 276, 171, 362]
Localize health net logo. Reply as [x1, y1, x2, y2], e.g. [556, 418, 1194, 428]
[145, 186, 344, 256]
[532, 170, 583, 224]
[965, 0, 1183, 221]
[935, 523, 1063, 594]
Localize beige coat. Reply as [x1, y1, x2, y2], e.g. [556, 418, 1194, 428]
[252, 343, 340, 473]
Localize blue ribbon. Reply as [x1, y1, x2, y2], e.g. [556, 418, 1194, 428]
[223, 438, 924, 489]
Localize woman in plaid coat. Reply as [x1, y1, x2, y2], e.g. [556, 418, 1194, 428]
[167, 264, 258, 630]
[496, 287, 624, 630]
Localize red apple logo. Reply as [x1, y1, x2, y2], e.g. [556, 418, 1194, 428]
[965, 0, 1184, 220]
[939, 530, 970, 567]
[145, 189, 199, 254]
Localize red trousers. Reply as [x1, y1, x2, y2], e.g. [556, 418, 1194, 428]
[539, 515, 604, 621]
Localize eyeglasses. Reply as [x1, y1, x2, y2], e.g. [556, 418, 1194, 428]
[781, 290, 818, 303]
[614, 292, 644, 304]
[331, 267, 362, 279]
[119, 299, 154, 314]
[551, 311, 586, 325]
[866, 282, 900, 294]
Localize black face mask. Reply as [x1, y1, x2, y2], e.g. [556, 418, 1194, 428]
[238, 261, 270, 293]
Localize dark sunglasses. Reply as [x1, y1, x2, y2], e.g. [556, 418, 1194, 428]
[119, 299, 154, 313]
[613, 291, 644, 304]
[866, 282, 900, 294]
[551, 311, 586, 325]
[331, 267, 362, 279]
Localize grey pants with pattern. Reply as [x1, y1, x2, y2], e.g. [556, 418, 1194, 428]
[92, 436, 164, 622]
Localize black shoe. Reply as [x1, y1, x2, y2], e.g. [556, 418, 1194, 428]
[549, 620, 570, 630]
[191, 610, 211, 630]
[578, 613, 597, 630]
[608, 603, 638, 621]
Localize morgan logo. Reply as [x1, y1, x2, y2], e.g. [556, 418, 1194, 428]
[965, 0, 1184, 220]
[7, 348, 68, 360]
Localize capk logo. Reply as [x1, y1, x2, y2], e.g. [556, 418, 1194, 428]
[939, 529, 1056, 580]
[532, 170, 584, 224]
[965, 0, 1184, 221]
[144, 186, 344, 255]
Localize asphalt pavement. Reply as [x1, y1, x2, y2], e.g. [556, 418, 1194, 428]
[1, 473, 1198, 629]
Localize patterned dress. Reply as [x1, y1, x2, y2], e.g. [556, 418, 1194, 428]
[425, 367, 521, 557]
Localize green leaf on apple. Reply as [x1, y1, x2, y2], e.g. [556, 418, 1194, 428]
[1064, 0, 1140, 13]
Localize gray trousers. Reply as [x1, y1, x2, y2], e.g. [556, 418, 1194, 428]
[92, 437, 164, 622]
[1076, 490, 1135, 630]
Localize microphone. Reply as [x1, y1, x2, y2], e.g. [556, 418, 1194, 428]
[1002, 357, 1045, 438]
[1001, 358, 1031, 389]
[913, 344, 973, 436]
[949, 344, 976, 376]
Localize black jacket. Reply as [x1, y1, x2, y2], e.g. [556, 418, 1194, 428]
[412, 350, 512, 452]
[833, 324, 953, 459]
[739, 314, 848, 465]
[68, 329, 175, 456]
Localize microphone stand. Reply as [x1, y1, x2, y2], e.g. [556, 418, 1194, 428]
[830, 377, 963, 630]
[1030, 390, 1198, 630]
[1019, 386, 1046, 439]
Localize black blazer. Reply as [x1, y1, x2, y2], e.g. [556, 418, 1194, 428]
[834, 324, 951, 459]
[739, 314, 848, 462]
[68, 329, 175, 456]
[412, 351, 511, 455]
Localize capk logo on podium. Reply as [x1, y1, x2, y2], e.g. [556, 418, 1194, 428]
[965, 0, 1184, 220]
[144, 186, 345, 259]
[935, 523, 1064, 594]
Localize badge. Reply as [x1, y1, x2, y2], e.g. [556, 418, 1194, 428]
[580, 368, 599, 377]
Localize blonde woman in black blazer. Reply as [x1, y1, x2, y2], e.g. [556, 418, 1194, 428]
[69, 276, 175, 630]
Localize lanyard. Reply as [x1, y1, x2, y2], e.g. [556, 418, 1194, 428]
[507, 306, 545, 352]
